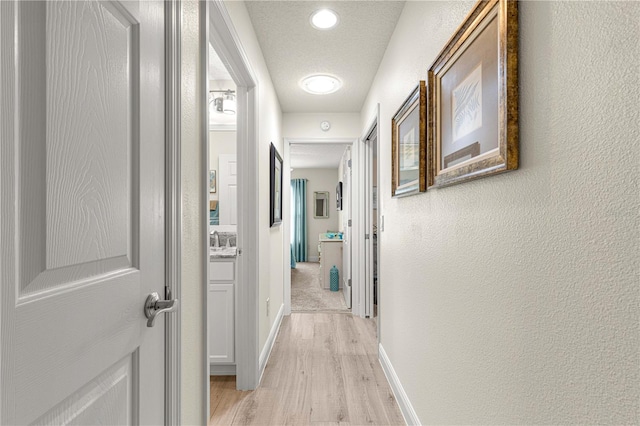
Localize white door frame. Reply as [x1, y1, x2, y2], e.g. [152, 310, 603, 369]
[204, 0, 260, 401]
[165, 0, 182, 423]
[358, 104, 380, 327]
[359, 106, 381, 328]
[362, 127, 375, 319]
[283, 138, 359, 316]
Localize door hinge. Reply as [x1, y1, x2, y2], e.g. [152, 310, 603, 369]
[365, 234, 370, 240]
[348, 279, 352, 287]
[348, 219, 352, 227]
[348, 159, 352, 168]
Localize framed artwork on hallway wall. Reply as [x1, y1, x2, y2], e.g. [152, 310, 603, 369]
[270, 142, 283, 227]
[427, 0, 518, 187]
[427, 0, 519, 188]
[391, 81, 427, 197]
[209, 170, 217, 193]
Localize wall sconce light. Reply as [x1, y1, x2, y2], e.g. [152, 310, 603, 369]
[209, 89, 236, 115]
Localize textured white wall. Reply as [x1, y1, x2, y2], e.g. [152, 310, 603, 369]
[283, 113, 361, 139]
[361, 1, 639, 424]
[224, 1, 284, 352]
[209, 131, 236, 202]
[291, 168, 340, 260]
[180, 0, 205, 424]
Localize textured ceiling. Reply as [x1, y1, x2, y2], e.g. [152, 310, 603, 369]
[290, 143, 349, 169]
[245, 1, 405, 113]
[209, 44, 231, 80]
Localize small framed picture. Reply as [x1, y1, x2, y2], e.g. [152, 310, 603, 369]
[391, 81, 427, 197]
[428, 0, 518, 188]
[270, 143, 283, 227]
[209, 170, 217, 193]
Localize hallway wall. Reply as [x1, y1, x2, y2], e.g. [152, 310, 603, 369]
[283, 113, 360, 139]
[224, 0, 285, 355]
[361, 1, 639, 424]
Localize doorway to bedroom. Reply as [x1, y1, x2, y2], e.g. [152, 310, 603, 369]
[289, 143, 351, 313]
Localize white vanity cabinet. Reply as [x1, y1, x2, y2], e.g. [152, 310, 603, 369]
[209, 258, 235, 366]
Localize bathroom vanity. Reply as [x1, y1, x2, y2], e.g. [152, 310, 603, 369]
[209, 232, 237, 374]
[319, 234, 343, 289]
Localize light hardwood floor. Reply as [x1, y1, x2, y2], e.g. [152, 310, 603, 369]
[210, 313, 405, 425]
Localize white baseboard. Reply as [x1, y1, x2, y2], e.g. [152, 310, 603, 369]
[259, 303, 284, 381]
[210, 364, 236, 376]
[308, 256, 319, 262]
[378, 344, 421, 426]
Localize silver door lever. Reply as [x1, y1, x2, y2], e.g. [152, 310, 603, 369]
[144, 292, 179, 327]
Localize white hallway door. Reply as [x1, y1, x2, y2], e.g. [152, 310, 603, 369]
[342, 148, 352, 309]
[1, 1, 167, 424]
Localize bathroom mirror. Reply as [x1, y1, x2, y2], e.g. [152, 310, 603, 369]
[314, 191, 330, 219]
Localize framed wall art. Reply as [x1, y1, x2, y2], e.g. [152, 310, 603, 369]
[270, 142, 283, 227]
[209, 170, 217, 193]
[428, 0, 518, 188]
[391, 81, 427, 197]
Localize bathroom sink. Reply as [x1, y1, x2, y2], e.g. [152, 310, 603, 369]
[209, 246, 237, 259]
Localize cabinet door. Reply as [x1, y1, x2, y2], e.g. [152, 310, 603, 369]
[208, 284, 235, 363]
[209, 260, 235, 282]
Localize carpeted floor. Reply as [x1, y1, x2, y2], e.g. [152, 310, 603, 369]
[291, 262, 349, 312]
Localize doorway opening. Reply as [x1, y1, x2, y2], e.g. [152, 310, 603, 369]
[289, 143, 352, 313]
[206, 42, 238, 377]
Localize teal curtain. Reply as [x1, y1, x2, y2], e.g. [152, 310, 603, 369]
[291, 179, 307, 263]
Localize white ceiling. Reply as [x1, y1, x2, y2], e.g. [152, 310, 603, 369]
[244, 1, 405, 113]
[209, 45, 231, 81]
[290, 143, 349, 169]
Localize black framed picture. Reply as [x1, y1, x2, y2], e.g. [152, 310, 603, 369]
[270, 142, 283, 227]
[336, 181, 343, 210]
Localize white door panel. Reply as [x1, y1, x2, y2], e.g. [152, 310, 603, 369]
[219, 154, 238, 226]
[1, 1, 165, 424]
[364, 134, 376, 318]
[229, 185, 238, 225]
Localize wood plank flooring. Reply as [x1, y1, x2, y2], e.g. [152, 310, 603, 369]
[210, 313, 404, 425]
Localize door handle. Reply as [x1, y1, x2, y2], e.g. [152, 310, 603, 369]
[144, 292, 179, 327]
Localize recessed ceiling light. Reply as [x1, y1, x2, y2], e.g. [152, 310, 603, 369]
[310, 9, 339, 30]
[300, 74, 342, 95]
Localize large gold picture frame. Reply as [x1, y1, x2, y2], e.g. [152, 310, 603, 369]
[428, 0, 518, 188]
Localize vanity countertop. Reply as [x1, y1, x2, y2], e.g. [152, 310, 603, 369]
[210, 247, 237, 259]
[319, 233, 343, 242]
